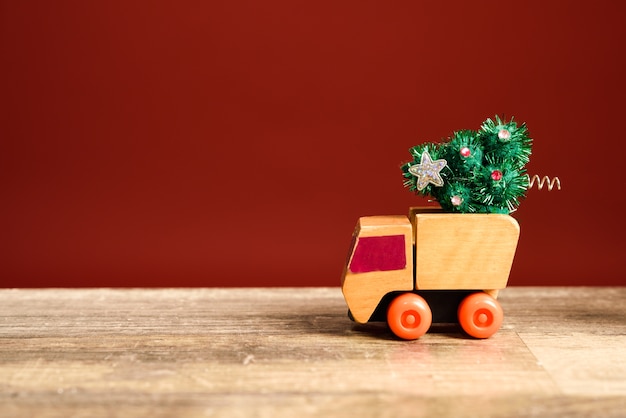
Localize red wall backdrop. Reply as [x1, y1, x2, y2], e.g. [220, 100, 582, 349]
[1, 1, 625, 287]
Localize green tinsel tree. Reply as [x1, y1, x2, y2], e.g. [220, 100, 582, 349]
[401, 116, 532, 214]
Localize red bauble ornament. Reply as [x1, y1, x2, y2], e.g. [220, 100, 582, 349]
[491, 170, 503, 181]
[498, 129, 511, 141]
[450, 195, 463, 206]
[460, 147, 471, 157]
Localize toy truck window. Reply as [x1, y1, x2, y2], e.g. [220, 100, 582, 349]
[349, 235, 406, 273]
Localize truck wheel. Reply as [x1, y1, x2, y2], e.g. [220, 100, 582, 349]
[457, 292, 503, 339]
[387, 293, 432, 340]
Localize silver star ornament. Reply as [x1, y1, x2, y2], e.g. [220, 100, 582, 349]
[408, 151, 447, 190]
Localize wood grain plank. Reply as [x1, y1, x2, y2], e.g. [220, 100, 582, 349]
[498, 287, 626, 397]
[0, 287, 625, 417]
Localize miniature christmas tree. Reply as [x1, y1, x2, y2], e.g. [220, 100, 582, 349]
[401, 116, 532, 214]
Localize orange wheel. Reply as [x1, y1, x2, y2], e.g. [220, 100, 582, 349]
[387, 293, 432, 340]
[457, 292, 504, 339]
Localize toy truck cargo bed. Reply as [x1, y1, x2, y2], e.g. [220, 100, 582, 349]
[410, 209, 519, 290]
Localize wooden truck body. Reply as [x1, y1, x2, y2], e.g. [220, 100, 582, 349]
[341, 207, 520, 339]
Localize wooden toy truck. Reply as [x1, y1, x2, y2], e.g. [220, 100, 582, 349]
[341, 207, 520, 340]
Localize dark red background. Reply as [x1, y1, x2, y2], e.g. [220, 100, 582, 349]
[1, 1, 624, 287]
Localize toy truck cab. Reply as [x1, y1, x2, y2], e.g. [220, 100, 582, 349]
[341, 207, 520, 339]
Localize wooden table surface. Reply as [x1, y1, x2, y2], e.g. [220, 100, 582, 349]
[1, 287, 625, 417]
